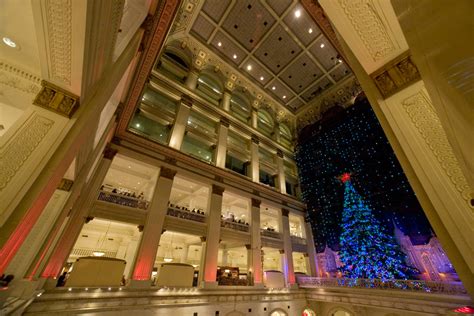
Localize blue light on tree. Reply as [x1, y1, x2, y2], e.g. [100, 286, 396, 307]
[338, 172, 410, 280]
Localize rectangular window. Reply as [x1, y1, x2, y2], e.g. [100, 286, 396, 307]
[260, 170, 275, 187]
[181, 135, 214, 164]
[128, 112, 170, 145]
[225, 154, 248, 176]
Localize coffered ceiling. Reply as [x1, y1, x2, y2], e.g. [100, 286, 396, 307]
[187, 0, 352, 113]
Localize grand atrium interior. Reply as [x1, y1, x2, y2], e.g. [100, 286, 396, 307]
[0, 0, 472, 315]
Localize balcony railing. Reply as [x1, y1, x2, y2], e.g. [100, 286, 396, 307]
[221, 219, 249, 232]
[261, 229, 281, 239]
[291, 235, 307, 245]
[97, 191, 149, 210]
[296, 277, 468, 295]
[166, 206, 206, 223]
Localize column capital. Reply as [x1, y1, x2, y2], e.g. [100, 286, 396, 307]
[251, 198, 261, 208]
[84, 216, 95, 223]
[220, 117, 230, 128]
[279, 249, 285, 254]
[303, 253, 309, 257]
[200, 236, 207, 242]
[276, 149, 284, 158]
[281, 208, 290, 217]
[212, 184, 225, 196]
[137, 225, 144, 232]
[160, 167, 177, 180]
[103, 146, 118, 160]
[223, 87, 233, 95]
[251, 134, 260, 144]
[33, 80, 80, 118]
[245, 244, 252, 250]
[181, 94, 193, 107]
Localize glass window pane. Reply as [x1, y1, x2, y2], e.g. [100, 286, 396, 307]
[128, 112, 169, 145]
[181, 135, 214, 164]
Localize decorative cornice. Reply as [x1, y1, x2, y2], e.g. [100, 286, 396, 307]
[212, 184, 225, 196]
[116, 0, 181, 135]
[0, 60, 41, 94]
[33, 81, 80, 118]
[160, 167, 177, 180]
[46, 0, 73, 85]
[401, 90, 471, 204]
[57, 179, 74, 192]
[0, 114, 54, 191]
[372, 53, 421, 98]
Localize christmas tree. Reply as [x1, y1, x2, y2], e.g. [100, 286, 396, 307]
[338, 173, 410, 280]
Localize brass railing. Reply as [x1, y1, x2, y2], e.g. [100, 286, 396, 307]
[261, 229, 281, 239]
[97, 191, 149, 210]
[221, 219, 250, 232]
[296, 277, 468, 295]
[166, 206, 207, 223]
[291, 235, 307, 245]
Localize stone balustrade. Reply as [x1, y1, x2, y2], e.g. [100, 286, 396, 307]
[97, 191, 149, 210]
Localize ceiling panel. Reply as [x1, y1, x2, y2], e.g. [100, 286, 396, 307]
[329, 63, 351, 82]
[266, 78, 294, 103]
[211, 31, 247, 66]
[280, 53, 324, 93]
[265, 0, 292, 16]
[221, 0, 275, 51]
[190, 15, 215, 41]
[202, 0, 231, 23]
[310, 37, 339, 71]
[283, 6, 321, 46]
[241, 57, 273, 87]
[254, 25, 302, 74]
[301, 77, 333, 102]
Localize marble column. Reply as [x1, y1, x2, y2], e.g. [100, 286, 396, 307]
[198, 236, 207, 284]
[130, 167, 177, 284]
[220, 89, 232, 112]
[249, 198, 263, 286]
[251, 107, 258, 129]
[273, 121, 281, 143]
[169, 95, 192, 150]
[280, 208, 295, 286]
[250, 135, 260, 183]
[181, 244, 190, 264]
[201, 184, 224, 287]
[222, 248, 228, 266]
[215, 118, 229, 168]
[276, 149, 287, 194]
[185, 70, 199, 90]
[123, 236, 140, 279]
[41, 147, 117, 280]
[305, 220, 319, 277]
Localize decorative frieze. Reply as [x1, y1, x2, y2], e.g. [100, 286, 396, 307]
[0, 60, 41, 94]
[33, 81, 80, 118]
[372, 53, 421, 98]
[57, 178, 74, 192]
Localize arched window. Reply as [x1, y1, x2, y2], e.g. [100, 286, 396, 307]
[157, 44, 192, 83]
[270, 309, 287, 316]
[196, 70, 224, 105]
[279, 123, 292, 140]
[257, 109, 274, 137]
[230, 90, 251, 123]
[302, 308, 316, 316]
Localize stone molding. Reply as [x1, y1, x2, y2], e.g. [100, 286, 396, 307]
[212, 184, 225, 196]
[0, 113, 54, 191]
[160, 167, 177, 180]
[57, 178, 74, 192]
[372, 53, 421, 98]
[33, 81, 80, 118]
[251, 198, 261, 208]
[401, 90, 471, 204]
[0, 60, 41, 94]
[46, 0, 73, 85]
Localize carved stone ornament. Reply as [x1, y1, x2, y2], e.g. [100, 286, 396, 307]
[279, 249, 285, 254]
[57, 178, 74, 192]
[200, 236, 206, 242]
[181, 94, 193, 107]
[84, 216, 95, 223]
[103, 147, 118, 160]
[251, 198, 261, 208]
[212, 184, 225, 196]
[220, 116, 230, 128]
[33, 81, 79, 117]
[137, 225, 144, 232]
[251, 134, 260, 144]
[281, 209, 290, 217]
[276, 149, 284, 158]
[245, 244, 251, 250]
[372, 53, 421, 98]
[160, 167, 177, 180]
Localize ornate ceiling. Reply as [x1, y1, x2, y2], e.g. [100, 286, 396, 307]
[167, 0, 361, 128]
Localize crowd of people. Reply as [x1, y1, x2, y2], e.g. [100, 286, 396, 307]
[101, 185, 145, 200]
[98, 185, 148, 210]
[167, 203, 207, 222]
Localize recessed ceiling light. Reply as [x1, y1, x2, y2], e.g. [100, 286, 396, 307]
[260, 76, 264, 81]
[2, 37, 17, 48]
[128, 165, 131, 169]
[320, 43, 325, 48]
[217, 42, 222, 47]
[233, 54, 237, 59]
[294, 9, 301, 18]
[308, 28, 313, 34]
[247, 65, 252, 71]
[338, 58, 343, 63]
[272, 86, 276, 90]
[283, 95, 287, 99]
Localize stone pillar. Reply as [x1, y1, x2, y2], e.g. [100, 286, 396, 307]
[251, 107, 258, 129]
[201, 184, 224, 287]
[130, 167, 176, 285]
[169, 95, 192, 150]
[222, 248, 228, 266]
[198, 236, 207, 284]
[41, 147, 117, 280]
[250, 135, 260, 183]
[305, 220, 319, 277]
[181, 244, 190, 264]
[185, 70, 199, 90]
[276, 149, 286, 194]
[123, 236, 140, 279]
[215, 117, 229, 168]
[249, 198, 263, 286]
[273, 122, 281, 143]
[280, 208, 296, 286]
[220, 89, 232, 112]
